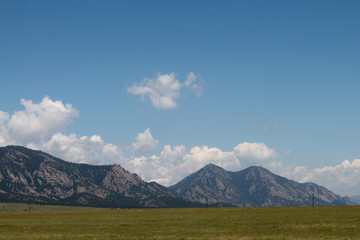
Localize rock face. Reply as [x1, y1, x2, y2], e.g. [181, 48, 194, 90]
[0, 146, 197, 208]
[169, 164, 355, 207]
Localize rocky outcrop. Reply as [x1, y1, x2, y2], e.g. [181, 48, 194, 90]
[169, 164, 355, 207]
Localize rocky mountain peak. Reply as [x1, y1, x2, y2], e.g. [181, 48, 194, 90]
[203, 163, 223, 171]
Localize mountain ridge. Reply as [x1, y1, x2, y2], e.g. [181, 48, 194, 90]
[169, 163, 355, 207]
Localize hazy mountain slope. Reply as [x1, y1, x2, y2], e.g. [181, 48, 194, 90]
[349, 195, 360, 204]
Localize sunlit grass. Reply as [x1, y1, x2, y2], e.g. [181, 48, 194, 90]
[0, 204, 359, 239]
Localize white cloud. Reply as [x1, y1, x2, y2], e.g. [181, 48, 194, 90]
[38, 133, 124, 165]
[127, 72, 205, 110]
[184, 72, 204, 97]
[233, 142, 278, 160]
[90, 135, 103, 143]
[127, 73, 181, 110]
[182, 146, 238, 173]
[1, 96, 79, 145]
[124, 144, 189, 186]
[131, 128, 159, 156]
[0, 111, 9, 124]
[0, 111, 9, 146]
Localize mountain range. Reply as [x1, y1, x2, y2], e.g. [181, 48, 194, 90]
[0, 146, 199, 208]
[0, 146, 355, 207]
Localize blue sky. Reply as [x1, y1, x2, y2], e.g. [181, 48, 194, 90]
[1, 1, 360, 195]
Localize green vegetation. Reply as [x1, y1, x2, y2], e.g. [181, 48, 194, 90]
[1, 205, 360, 239]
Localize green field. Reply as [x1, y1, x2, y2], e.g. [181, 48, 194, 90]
[0, 204, 360, 239]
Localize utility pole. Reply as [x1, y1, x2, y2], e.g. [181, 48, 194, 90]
[206, 196, 208, 209]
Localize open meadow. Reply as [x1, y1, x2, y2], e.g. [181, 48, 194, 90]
[1, 204, 360, 240]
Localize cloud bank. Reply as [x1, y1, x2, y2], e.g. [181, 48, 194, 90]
[280, 159, 360, 196]
[1, 96, 360, 196]
[127, 72, 204, 110]
[0, 96, 79, 146]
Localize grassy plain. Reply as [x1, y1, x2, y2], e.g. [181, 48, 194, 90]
[0, 202, 96, 212]
[0, 204, 360, 239]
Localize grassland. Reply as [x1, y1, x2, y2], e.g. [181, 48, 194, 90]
[0, 202, 96, 212]
[0, 204, 360, 239]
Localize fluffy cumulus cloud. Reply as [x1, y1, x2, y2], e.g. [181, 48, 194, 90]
[123, 145, 185, 186]
[127, 72, 204, 110]
[0, 111, 9, 124]
[0, 96, 79, 146]
[184, 72, 204, 97]
[131, 128, 159, 156]
[38, 133, 124, 165]
[233, 142, 278, 160]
